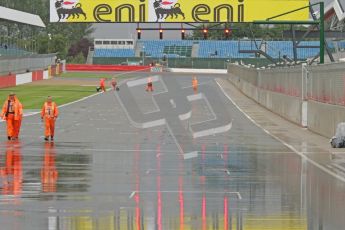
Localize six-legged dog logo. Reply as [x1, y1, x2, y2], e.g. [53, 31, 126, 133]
[55, 0, 87, 21]
[153, 0, 185, 21]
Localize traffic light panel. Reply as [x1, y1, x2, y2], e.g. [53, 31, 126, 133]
[137, 29, 141, 40]
[203, 29, 208, 40]
[159, 29, 163, 40]
[181, 29, 185, 40]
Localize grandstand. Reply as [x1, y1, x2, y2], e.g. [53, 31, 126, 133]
[0, 6, 59, 78]
[92, 39, 345, 66]
[0, 6, 45, 57]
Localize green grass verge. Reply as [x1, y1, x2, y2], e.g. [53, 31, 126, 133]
[0, 85, 96, 109]
[60, 72, 136, 79]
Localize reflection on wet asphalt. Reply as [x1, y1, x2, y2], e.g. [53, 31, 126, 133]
[0, 75, 344, 229]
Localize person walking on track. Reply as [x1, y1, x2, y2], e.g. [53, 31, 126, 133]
[111, 77, 118, 91]
[41, 96, 59, 141]
[192, 76, 198, 93]
[97, 78, 106, 92]
[146, 77, 154, 92]
[1, 93, 21, 140]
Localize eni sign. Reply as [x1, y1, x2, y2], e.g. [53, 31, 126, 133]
[50, 0, 309, 23]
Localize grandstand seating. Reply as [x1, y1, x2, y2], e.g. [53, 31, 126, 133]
[199, 41, 252, 58]
[262, 41, 320, 59]
[338, 40, 345, 50]
[92, 39, 345, 59]
[141, 40, 194, 58]
[163, 45, 192, 57]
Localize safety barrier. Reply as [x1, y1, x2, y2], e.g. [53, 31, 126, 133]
[151, 66, 163, 72]
[0, 54, 56, 76]
[228, 62, 345, 138]
[0, 62, 65, 89]
[66, 64, 151, 72]
[0, 74, 16, 88]
[228, 72, 303, 125]
[32, 70, 44, 81]
[228, 63, 345, 105]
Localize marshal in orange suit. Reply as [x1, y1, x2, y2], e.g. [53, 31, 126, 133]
[41, 96, 59, 141]
[1, 93, 21, 140]
[192, 76, 198, 93]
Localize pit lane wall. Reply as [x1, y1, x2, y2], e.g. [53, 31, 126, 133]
[227, 63, 345, 138]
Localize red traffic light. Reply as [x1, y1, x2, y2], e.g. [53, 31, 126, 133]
[224, 29, 231, 39]
[159, 29, 163, 39]
[137, 29, 141, 40]
[203, 29, 208, 39]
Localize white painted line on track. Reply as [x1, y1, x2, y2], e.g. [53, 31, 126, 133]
[129, 191, 136, 199]
[216, 80, 345, 184]
[129, 191, 242, 200]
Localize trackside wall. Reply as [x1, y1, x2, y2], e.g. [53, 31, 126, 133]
[227, 63, 345, 138]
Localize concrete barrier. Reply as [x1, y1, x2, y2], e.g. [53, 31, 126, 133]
[228, 63, 345, 138]
[307, 100, 345, 138]
[16, 72, 32, 85]
[0, 62, 65, 89]
[229, 74, 302, 125]
[43, 70, 49, 80]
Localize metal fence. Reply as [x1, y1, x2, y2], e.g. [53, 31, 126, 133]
[0, 54, 56, 75]
[228, 62, 345, 106]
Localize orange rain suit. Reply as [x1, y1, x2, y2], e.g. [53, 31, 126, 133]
[192, 77, 198, 92]
[41, 101, 59, 138]
[1, 96, 21, 139]
[14, 102, 23, 139]
[100, 78, 106, 92]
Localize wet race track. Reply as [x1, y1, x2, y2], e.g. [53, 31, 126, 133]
[0, 74, 344, 230]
